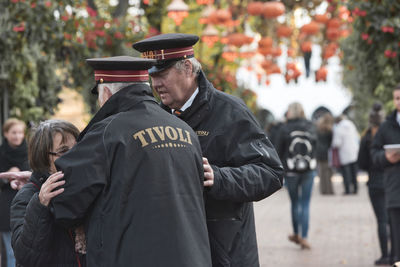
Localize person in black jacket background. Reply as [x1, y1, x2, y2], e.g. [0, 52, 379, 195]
[10, 119, 83, 267]
[372, 85, 400, 264]
[276, 102, 317, 250]
[133, 33, 284, 267]
[315, 113, 334, 195]
[0, 118, 29, 267]
[358, 103, 390, 265]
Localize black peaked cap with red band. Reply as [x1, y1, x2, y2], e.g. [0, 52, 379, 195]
[86, 56, 156, 95]
[132, 33, 199, 74]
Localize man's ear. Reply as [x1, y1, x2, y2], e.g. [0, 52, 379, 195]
[104, 86, 113, 99]
[184, 60, 193, 76]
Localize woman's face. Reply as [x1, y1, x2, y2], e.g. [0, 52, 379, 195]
[49, 132, 76, 174]
[4, 123, 25, 147]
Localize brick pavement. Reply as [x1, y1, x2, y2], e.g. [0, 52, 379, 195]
[254, 174, 383, 267]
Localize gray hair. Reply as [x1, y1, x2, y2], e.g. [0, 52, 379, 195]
[174, 57, 202, 76]
[98, 82, 149, 99]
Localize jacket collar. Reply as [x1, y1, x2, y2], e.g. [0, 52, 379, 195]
[78, 84, 156, 141]
[29, 171, 50, 188]
[387, 110, 400, 128]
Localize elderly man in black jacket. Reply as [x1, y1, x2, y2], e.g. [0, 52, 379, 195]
[133, 34, 284, 267]
[50, 56, 212, 267]
[372, 84, 400, 264]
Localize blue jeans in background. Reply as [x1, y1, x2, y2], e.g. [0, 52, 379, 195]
[1, 231, 15, 267]
[285, 170, 315, 239]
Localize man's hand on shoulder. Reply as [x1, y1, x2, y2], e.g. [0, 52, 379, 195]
[203, 157, 214, 187]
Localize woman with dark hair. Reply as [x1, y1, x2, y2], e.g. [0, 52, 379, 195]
[10, 119, 84, 267]
[358, 103, 390, 265]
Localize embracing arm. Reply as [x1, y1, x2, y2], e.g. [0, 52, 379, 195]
[206, 119, 284, 202]
[50, 122, 108, 228]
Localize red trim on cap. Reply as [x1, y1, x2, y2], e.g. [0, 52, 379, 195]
[142, 46, 194, 60]
[94, 70, 149, 82]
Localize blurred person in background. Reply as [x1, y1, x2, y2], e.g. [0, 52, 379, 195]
[277, 102, 317, 249]
[358, 103, 390, 265]
[315, 113, 335, 195]
[10, 120, 85, 267]
[332, 114, 360, 195]
[0, 118, 29, 267]
[372, 84, 400, 264]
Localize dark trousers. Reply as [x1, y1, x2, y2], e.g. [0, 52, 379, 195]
[389, 208, 400, 262]
[369, 187, 389, 258]
[340, 162, 358, 194]
[317, 160, 334, 194]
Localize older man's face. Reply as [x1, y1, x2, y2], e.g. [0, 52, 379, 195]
[150, 62, 192, 110]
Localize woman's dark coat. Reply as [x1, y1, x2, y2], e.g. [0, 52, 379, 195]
[10, 172, 83, 267]
[371, 110, 400, 208]
[358, 128, 384, 189]
[162, 71, 284, 267]
[50, 85, 211, 267]
[315, 130, 332, 162]
[0, 139, 29, 231]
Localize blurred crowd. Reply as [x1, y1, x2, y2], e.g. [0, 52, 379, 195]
[265, 84, 400, 266]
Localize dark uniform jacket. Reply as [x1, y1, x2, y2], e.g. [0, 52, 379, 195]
[358, 128, 384, 189]
[371, 110, 400, 208]
[162, 72, 284, 267]
[0, 139, 29, 231]
[10, 172, 84, 267]
[50, 84, 211, 267]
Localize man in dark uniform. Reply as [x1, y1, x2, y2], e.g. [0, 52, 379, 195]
[133, 34, 284, 267]
[50, 56, 212, 267]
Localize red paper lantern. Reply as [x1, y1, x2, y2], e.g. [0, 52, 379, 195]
[258, 37, 273, 48]
[263, 1, 285, 18]
[301, 41, 312, 52]
[276, 25, 292, 38]
[208, 9, 232, 25]
[247, 1, 264, 16]
[316, 66, 328, 82]
[301, 21, 320, 35]
[314, 13, 330, 24]
[196, 0, 214, 5]
[226, 33, 253, 47]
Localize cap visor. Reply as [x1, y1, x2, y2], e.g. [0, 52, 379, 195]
[148, 60, 178, 75]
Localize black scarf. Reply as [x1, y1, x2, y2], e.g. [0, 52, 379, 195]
[0, 138, 29, 172]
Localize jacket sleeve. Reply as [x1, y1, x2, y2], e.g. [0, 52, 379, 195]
[50, 122, 108, 228]
[11, 188, 55, 267]
[357, 135, 370, 171]
[331, 125, 342, 148]
[371, 125, 392, 169]
[207, 117, 284, 202]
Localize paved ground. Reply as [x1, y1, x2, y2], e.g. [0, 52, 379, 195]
[254, 173, 385, 267]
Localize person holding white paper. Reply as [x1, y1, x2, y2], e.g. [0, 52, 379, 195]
[371, 84, 400, 265]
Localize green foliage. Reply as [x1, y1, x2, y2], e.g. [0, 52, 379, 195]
[341, 0, 400, 129]
[0, 0, 145, 122]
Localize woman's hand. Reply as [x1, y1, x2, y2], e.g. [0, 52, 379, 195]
[39, 171, 65, 207]
[0, 171, 32, 181]
[10, 179, 28, 190]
